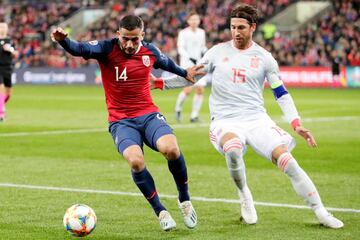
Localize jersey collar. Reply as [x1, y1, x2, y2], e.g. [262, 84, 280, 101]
[231, 40, 255, 52]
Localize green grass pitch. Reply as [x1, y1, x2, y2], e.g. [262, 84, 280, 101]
[0, 85, 359, 239]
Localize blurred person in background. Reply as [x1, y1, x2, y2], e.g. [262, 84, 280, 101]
[0, 21, 18, 122]
[174, 12, 209, 123]
[330, 50, 342, 87]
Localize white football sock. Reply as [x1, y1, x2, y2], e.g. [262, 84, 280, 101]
[175, 91, 188, 112]
[190, 94, 203, 119]
[278, 152, 324, 211]
[223, 139, 249, 200]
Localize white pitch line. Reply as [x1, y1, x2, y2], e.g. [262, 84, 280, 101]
[0, 123, 209, 137]
[0, 116, 359, 138]
[0, 128, 107, 137]
[301, 116, 360, 123]
[0, 183, 359, 213]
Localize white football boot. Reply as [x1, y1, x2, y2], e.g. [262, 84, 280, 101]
[158, 210, 176, 231]
[178, 200, 197, 228]
[240, 195, 258, 224]
[316, 209, 344, 229]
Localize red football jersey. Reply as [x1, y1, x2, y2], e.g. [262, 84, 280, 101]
[59, 38, 187, 122]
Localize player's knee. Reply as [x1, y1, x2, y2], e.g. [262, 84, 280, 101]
[123, 148, 145, 171]
[160, 144, 180, 160]
[183, 86, 192, 95]
[127, 155, 145, 171]
[195, 87, 204, 94]
[277, 152, 300, 175]
[223, 139, 243, 161]
[223, 138, 243, 153]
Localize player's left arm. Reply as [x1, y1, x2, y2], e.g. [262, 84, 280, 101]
[266, 54, 317, 147]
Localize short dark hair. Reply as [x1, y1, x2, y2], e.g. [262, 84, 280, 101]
[119, 15, 144, 31]
[230, 4, 258, 25]
[186, 11, 199, 21]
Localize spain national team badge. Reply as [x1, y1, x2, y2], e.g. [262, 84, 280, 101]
[142, 55, 150, 67]
[250, 56, 260, 69]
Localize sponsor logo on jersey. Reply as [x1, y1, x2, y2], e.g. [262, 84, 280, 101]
[142, 55, 150, 67]
[88, 40, 98, 45]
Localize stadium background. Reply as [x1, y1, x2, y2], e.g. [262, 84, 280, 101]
[1, 0, 359, 86]
[0, 0, 359, 239]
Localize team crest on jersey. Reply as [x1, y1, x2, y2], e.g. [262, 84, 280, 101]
[250, 56, 260, 69]
[88, 40, 98, 45]
[142, 55, 150, 67]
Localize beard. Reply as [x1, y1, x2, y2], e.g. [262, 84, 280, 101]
[233, 35, 251, 49]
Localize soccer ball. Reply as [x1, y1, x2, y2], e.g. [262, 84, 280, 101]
[63, 204, 97, 237]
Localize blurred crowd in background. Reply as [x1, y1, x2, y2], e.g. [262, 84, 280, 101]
[261, 0, 360, 67]
[0, 0, 359, 68]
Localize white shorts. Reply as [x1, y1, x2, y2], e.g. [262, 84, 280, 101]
[180, 58, 195, 69]
[209, 115, 296, 161]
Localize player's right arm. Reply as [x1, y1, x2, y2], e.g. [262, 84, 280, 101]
[152, 65, 205, 90]
[153, 45, 216, 90]
[51, 27, 110, 59]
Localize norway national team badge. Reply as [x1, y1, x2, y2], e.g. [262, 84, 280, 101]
[250, 56, 260, 69]
[142, 55, 150, 67]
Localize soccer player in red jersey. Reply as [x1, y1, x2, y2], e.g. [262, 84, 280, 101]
[51, 15, 201, 231]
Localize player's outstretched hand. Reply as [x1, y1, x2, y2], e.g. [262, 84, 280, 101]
[295, 126, 317, 148]
[185, 65, 206, 83]
[51, 27, 68, 42]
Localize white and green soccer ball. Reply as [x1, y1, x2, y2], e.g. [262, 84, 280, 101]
[63, 204, 97, 237]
